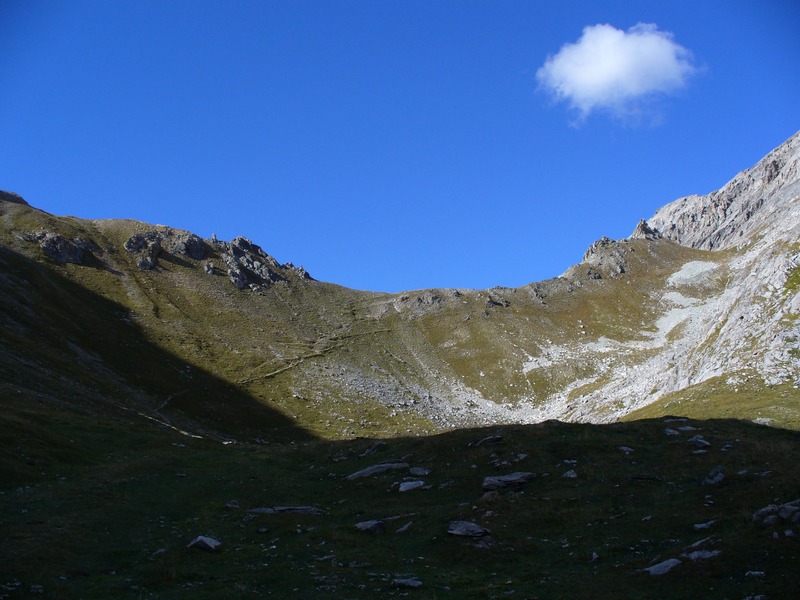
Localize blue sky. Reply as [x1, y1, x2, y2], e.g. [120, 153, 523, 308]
[2, 1, 799, 292]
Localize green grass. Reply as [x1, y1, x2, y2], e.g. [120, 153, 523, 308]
[623, 375, 800, 429]
[2, 406, 800, 599]
[2, 200, 800, 598]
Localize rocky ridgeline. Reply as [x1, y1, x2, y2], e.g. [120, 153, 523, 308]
[124, 229, 207, 269]
[648, 131, 800, 251]
[213, 235, 312, 292]
[120, 228, 311, 292]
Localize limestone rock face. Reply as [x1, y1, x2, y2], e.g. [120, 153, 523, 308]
[648, 131, 800, 251]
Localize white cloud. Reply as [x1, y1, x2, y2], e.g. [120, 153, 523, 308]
[537, 23, 697, 122]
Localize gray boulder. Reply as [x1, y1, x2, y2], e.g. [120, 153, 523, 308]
[346, 462, 409, 480]
[187, 535, 221, 552]
[447, 520, 489, 537]
[482, 472, 536, 491]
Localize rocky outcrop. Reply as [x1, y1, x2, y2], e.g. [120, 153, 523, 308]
[124, 229, 208, 270]
[630, 219, 663, 240]
[124, 231, 162, 270]
[213, 236, 313, 291]
[32, 231, 95, 265]
[581, 236, 629, 275]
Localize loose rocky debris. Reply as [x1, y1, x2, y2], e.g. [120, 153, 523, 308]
[186, 535, 221, 552]
[752, 499, 800, 530]
[482, 472, 536, 491]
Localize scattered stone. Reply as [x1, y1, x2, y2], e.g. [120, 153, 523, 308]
[187, 535, 221, 552]
[447, 520, 489, 537]
[395, 521, 413, 533]
[398, 480, 425, 492]
[752, 500, 800, 527]
[247, 506, 323, 515]
[678, 425, 699, 431]
[480, 490, 499, 503]
[482, 472, 536, 491]
[359, 441, 388, 457]
[693, 520, 716, 531]
[562, 470, 577, 479]
[29, 584, 44, 594]
[688, 434, 712, 449]
[224, 500, 240, 509]
[393, 577, 423, 589]
[641, 558, 681, 575]
[409, 467, 431, 476]
[763, 515, 781, 527]
[702, 466, 725, 485]
[627, 473, 663, 482]
[617, 446, 634, 454]
[346, 462, 410, 480]
[467, 434, 504, 448]
[682, 550, 721, 561]
[685, 536, 713, 550]
[664, 428, 680, 436]
[355, 520, 385, 533]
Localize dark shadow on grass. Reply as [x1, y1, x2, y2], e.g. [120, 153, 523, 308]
[0, 245, 313, 451]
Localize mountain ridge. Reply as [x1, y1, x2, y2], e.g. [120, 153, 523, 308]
[1, 131, 799, 439]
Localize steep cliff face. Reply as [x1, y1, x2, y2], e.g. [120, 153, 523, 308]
[649, 131, 800, 251]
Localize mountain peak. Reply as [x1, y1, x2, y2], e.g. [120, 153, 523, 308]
[648, 130, 800, 250]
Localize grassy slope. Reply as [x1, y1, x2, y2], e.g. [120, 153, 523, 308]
[2, 200, 800, 598]
[2, 198, 795, 435]
[2, 404, 799, 599]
